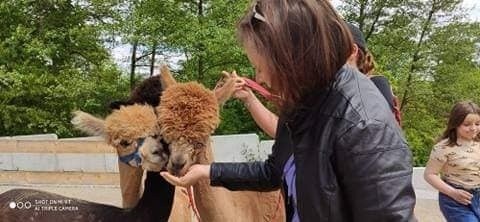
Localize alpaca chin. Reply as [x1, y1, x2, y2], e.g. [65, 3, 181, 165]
[142, 160, 166, 172]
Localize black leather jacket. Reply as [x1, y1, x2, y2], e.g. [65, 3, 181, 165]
[210, 66, 416, 221]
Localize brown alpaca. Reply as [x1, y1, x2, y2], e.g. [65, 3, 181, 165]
[74, 72, 192, 221]
[1, 105, 175, 221]
[157, 66, 286, 222]
[108, 74, 171, 209]
[72, 104, 191, 222]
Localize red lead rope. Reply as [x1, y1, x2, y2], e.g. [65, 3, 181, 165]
[243, 78, 275, 101]
[186, 186, 202, 222]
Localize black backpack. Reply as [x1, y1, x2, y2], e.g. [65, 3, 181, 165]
[369, 75, 402, 127]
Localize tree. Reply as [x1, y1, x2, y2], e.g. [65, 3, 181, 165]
[115, 0, 266, 137]
[0, 0, 129, 137]
[339, 0, 480, 166]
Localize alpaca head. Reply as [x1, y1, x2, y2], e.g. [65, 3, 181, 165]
[72, 104, 169, 172]
[72, 71, 170, 172]
[157, 66, 235, 176]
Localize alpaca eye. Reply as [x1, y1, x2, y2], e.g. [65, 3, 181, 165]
[120, 140, 131, 147]
[194, 142, 203, 149]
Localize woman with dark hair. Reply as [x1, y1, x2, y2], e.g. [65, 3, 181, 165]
[161, 0, 416, 221]
[424, 101, 480, 222]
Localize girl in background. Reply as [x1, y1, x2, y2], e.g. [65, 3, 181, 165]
[424, 101, 480, 222]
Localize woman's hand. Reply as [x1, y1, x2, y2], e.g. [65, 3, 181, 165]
[447, 188, 473, 205]
[160, 164, 211, 187]
[233, 84, 255, 102]
[424, 161, 473, 205]
[214, 71, 245, 104]
[227, 71, 256, 102]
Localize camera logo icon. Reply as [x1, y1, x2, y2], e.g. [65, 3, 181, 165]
[8, 201, 31, 209]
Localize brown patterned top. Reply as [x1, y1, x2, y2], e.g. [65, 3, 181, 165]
[428, 139, 480, 189]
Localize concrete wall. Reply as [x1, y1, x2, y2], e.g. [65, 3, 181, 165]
[0, 134, 58, 140]
[0, 134, 272, 173]
[0, 134, 438, 200]
[0, 138, 116, 172]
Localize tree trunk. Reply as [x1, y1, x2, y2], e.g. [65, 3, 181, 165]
[358, 0, 367, 31]
[130, 41, 138, 90]
[400, 1, 436, 111]
[364, 3, 385, 41]
[150, 43, 157, 77]
[197, 0, 204, 81]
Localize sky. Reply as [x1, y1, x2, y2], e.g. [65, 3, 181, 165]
[463, 0, 480, 21]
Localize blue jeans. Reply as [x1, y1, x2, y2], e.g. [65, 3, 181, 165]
[439, 191, 480, 222]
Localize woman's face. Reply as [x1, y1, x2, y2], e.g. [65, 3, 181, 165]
[456, 113, 480, 141]
[245, 43, 273, 89]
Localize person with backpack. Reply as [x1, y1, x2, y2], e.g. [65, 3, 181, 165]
[346, 23, 402, 127]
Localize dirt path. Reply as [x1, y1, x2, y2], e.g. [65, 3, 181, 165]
[0, 185, 445, 221]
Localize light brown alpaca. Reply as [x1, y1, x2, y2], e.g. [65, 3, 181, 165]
[157, 67, 286, 222]
[72, 104, 191, 221]
[1, 104, 179, 222]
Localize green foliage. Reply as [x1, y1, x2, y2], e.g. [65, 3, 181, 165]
[1, 0, 479, 167]
[340, 0, 480, 166]
[115, 0, 260, 137]
[0, 63, 130, 137]
[216, 99, 271, 140]
[0, 0, 130, 137]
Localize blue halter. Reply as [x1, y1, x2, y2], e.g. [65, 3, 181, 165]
[118, 138, 145, 167]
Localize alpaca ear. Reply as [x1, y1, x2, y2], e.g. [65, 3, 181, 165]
[160, 64, 177, 89]
[214, 72, 238, 105]
[71, 111, 106, 136]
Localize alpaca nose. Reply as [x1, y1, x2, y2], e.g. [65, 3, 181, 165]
[171, 159, 186, 171]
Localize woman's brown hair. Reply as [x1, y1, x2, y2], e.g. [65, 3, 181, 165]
[439, 101, 480, 146]
[358, 50, 375, 75]
[237, 0, 354, 113]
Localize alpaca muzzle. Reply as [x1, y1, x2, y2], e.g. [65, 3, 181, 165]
[118, 138, 144, 167]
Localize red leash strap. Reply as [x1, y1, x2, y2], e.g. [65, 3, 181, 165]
[186, 186, 202, 222]
[243, 78, 275, 101]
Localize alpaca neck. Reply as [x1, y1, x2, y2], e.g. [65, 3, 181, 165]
[118, 161, 143, 208]
[126, 171, 175, 221]
[97, 171, 175, 221]
[193, 139, 233, 221]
